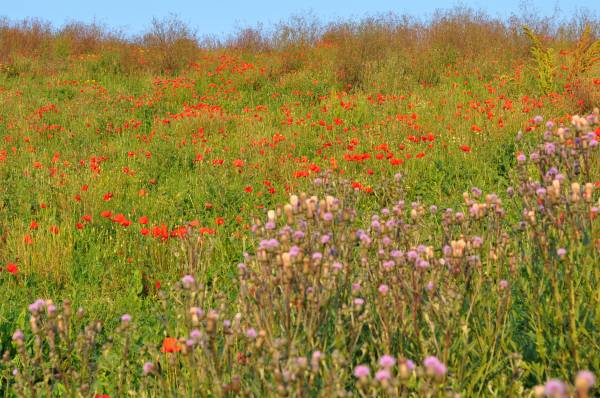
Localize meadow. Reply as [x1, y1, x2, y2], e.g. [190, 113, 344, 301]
[0, 9, 599, 397]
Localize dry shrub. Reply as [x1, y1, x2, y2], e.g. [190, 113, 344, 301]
[0, 18, 52, 62]
[0, 7, 598, 80]
[141, 15, 199, 74]
[321, 14, 418, 88]
[57, 21, 110, 55]
[427, 8, 526, 64]
[226, 25, 272, 52]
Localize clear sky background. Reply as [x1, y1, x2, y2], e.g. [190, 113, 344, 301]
[1, 0, 597, 38]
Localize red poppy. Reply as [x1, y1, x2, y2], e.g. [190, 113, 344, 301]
[161, 337, 181, 353]
[460, 145, 472, 152]
[6, 263, 18, 275]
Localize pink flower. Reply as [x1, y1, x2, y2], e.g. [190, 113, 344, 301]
[375, 369, 391, 381]
[353, 365, 370, 378]
[379, 355, 396, 368]
[423, 356, 447, 377]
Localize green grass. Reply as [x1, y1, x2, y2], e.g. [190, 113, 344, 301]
[0, 35, 598, 396]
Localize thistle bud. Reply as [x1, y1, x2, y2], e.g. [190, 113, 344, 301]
[206, 310, 218, 335]
[571, 182, 581, 203]
[584, 183, 593, 202]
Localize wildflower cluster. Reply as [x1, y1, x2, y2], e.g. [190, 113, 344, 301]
[1, 111, 598, 396]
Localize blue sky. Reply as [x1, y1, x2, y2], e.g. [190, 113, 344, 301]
[2, 0, 597, 38]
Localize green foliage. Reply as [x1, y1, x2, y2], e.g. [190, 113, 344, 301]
[523, 25, 556, 95]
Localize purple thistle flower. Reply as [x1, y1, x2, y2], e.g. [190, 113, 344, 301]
[181, 275, 195, 288]
[544, 379, 567, 398]
[353, 365, 370, 378]
[293, 230, 305, 240]
[378, 284, 389, 294]
[143, 361, 155, 375]
[544, 142, 556, 155]
[575, 370, 596, 390]
[390, 250, 403, 258]
[353, 298, 365, 306]
[375, 369, 391, 381]
[407, 250, 418, 261]
[28, 299, 46, 314]
[12, 330, 24, 341]
[423, 356, 447, 377]
[379, 355, 396, 368]
[246, 328, 257, 339]
[289, 246, 301, 257]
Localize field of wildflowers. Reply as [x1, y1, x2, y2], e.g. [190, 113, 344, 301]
[0, 9, 599, 397]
